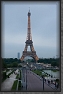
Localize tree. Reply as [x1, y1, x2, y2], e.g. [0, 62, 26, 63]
[12, 62, 18, 67]
[2, 59, 7, 69]
[51, 61, 59, 67]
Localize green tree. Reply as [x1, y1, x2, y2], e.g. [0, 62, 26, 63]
[12, 62, 18, 67]
[51, 61, 59, 67]
[2, 59, 7, 69]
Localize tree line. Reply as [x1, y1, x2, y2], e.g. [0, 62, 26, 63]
[38, 58, 60, 67]
[27, 58, 60, 67]
[1, 57, 60, 70]
[1, 58, 21, 70]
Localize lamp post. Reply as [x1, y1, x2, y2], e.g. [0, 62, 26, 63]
[43, 76, 44, 90]
[42, 72, 44, 90]
[26, 69, 27, 90]
[42, 75, 44, 90]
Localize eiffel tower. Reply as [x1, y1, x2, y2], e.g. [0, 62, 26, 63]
[20, 9, 39, 62]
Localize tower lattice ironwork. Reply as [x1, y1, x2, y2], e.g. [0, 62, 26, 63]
[20, 9, 39, 62]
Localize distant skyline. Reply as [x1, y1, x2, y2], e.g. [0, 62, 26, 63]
[1, 1, 60, 58]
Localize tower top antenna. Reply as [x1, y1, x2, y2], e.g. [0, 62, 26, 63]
[29, 7, 30, 12]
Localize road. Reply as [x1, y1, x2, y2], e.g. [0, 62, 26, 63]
[21, 69, 60, 91]
[21, 68, 26, 90]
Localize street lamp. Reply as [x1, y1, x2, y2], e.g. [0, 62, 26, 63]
[42, 72, 44, 90]
[26, 69, 27, 90]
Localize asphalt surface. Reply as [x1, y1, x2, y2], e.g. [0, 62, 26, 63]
[27, 70, 54, 91]
[22, 69, 60, 91]
[21, 69, 26, 90]
[1, 68, 60, 91]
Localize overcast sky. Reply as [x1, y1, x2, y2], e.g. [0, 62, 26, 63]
[1, 1, 60, 59]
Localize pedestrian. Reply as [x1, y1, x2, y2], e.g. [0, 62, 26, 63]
[51, 80, 53, 84]
[8, 75, 9, 78]
[49, 81, 50, 84]
[57, 83, 59, 89]
[58, 83, 59, 88]
[55, 82, 56, 87]
[48, 80, 50, 84]
[45, 79, 46, 82]
[22, 85, 23, 88]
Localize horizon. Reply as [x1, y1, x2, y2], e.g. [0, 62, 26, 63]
[2, 57, 59, 59]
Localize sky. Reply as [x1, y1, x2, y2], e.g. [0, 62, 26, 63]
[1, 1, 60, 59]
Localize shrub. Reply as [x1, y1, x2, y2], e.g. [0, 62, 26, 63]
[3, 71, 6, 79]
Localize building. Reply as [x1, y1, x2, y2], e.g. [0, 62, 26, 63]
[43, 63, 51, 68]
[36, 62, 51, 68]
[17, 52, 20, 59]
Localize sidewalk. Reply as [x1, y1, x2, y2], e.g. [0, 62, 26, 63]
[1, 70, 18, 91]
[6, 70, 12, 75]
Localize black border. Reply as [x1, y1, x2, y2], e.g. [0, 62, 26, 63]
[0, 0, 61, 92]
[0, 0, 1, 92]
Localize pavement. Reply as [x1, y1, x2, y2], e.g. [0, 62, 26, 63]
[1, 68, 60, 91]
[31, 71, 60, 91]
[1, 69, 19, 91]
[6, 70, 12, 75]
[21, 69, 60, 91]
